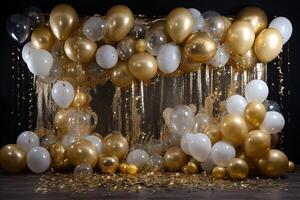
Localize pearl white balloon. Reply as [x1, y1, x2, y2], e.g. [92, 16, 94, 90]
[201, 153, 216, 173]
[211, 141, 236, 167]
[180, 132, 194, 155]
[127, 149, 150, 168]
[269, 17, 293, 44]
[188, 133, 212, 162]
[260, 111, 285, 134]
[83, 16, 106, 41]
[188, 8, 205, 32]
[245, 80, 269, 103]
[193, 113, 212, 133]
[22, 41, 36, 63]
[51, 80, 75, 108]
[226, 95, 247, 117]
[209, 43, 229, 67]
[169, 105, 194, 136]
[16, 131, 39, 152]
[157, 43, 181, 74]
[27, 49, 53, 77]
[96, 45, 118, 69]
[84, 135, 103, 154]
[26, 147, 51, 173]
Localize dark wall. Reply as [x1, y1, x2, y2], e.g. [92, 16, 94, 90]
[0, 0, 299, 162]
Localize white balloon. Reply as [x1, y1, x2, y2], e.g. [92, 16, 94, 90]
[188, 133, 212, 162]
[226, 95, 247, 117]
[211, 141, 236, 167]
[269, 17, 293, 44]
[180, 132, 194, 155]
[96, 45, 118, 69]
[201, 153, 216, 173]
[188, 8, 205, 32]
[16, 131, 39, 152]
[245, 79, 269, 103]
[51, 80, 75, 108]
[26, 147, 51, 173]
[193, 113, 212, 133]
[169, 105, 194, 136]
[127, 149, 150, 168]
[84, 135, 103, 154]
[22, 41, 36, 63]
[209, 43, 230, 67]
[260, 111, 285, 134]
[27, 49, 53, 76]
[157, 43, 181, 74]
[62, 134, 76, 148]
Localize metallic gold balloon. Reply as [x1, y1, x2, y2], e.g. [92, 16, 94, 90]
[50, 142, 69, 169]
[31, 27, 54, 50]
[237, 6, 268, 34]
[135, 39, 147, 52]
[119, 163, 128, 173]
[182, 161, 198, 174]
[103, 131, 129, 160]
[236, 150, 259, 175]
[220, 114, 248, 145]
[98, 155, 119, 173]
[204, 124, 222, 144]
[245, 130, 271, 158]
[64, 35, 97, 63]
[288, 161, 295, 172]
[111, 62, 134, 87]
[244, 102, 266, 127]
[164, 146, 188, 172]
[105, 5, 134, 41]
[67, 140, 98, 167]
[227, 158, 249, 180]
[258, 149, 288, 178]
[128, 52, 158, 81]
[166, 7, 193, 44]
[230, 48, 258, 70]
[212, 166, 227, 178]
[184, 32, 216, 62]
[254, 28, 283, 63]
[225, 20, 255, 55]
[72, 90, 91, 109]
[127, 164, 138, 174]
[0, 144, 26, 173]
[49, 4, 79, 41]
[221, 17, 232, 42]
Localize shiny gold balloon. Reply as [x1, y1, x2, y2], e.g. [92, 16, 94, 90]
[166, 7, 193, 44]
[50, 142, 70, 169]
[237, 6, 268, 34]
[182, 162, 198, 174]
[72, 90, 91, 109]
[106, 5, 134, 41]
[111, 62, 134, 87]
[67, 140, 98, 167]
[227, 158, 249, 180]
[49, 4, 79, 41]
[31, 27, 54, 50]
[254, 28, 283, 63]
[164, 146, 188, 172]
[220, 114, 248, 145]
[244, 102, 266, 127]
[184, 32, 216, 62]
[0, 144, 26, 173]
[288, 161, 295, 172]
[225, 20, 255, 55]
[212, 166, 227, 178]
[221, 17, 232, 42]
[98, 155, 119, 173]
[135, 39, 147, 52]
[245, 130, 271, 158]
[128, 52, 158, 81]
[64, 35, 97, 63]
[230, 48, 258, 70]
[119, 163, 128, 173]
[258, 149, 288, 178]
[204, 124, 222, 144]
[236, 150, 259, 175]
[127, 164, 138, 174]
[103, 131, 129, 160]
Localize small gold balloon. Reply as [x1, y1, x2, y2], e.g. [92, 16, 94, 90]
[230, 48, 258, 71]
[72, 90, 91, 109]
[244, 102, 266, 127]
[50, 142, 70, 169]
[254, 28, 283, 63]
[103, 131, 129, 160]
[182, 162, 198, 174]
[127, 52, 158, 81]
[225, 20, 255, 55]
[135, 39, 147, 52]
[53, 109, 72, 137]
[204, 124, 222, 144]
[184, 32, 217, 62]
[166, 7, 193, 44]
[220, 114, 248, 145]
[106, 5, 134, 41]
[221, 17, 232, 42]
[164, 146, 188, 172]
[0, 144, 26, 173]
[258, 149, 288, 178]
[68, 140, 98, 167]
[245, 130, 271, 158]
[288, 161, 295, 172]
[49, 4, 79, 41]
[236, 150, 259, 175]
[119, 163, 128, 173]
[127, 164, 138, 174]
[98, 155, 119, 174]
[111, 62, 134, 87]
[227, 158, 249, 180]
[212, 166, 227, 179]
[31, 27, 54, 50]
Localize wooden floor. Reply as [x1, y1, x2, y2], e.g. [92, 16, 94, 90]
[0, 167, 300, 199]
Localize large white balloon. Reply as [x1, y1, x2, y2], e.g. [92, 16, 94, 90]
[169, 105, 194, 136]
[260, 111, 285, 134]
[269, 17, 293, 44]
[96, 45, 118, 69]
[27, 49, 53, 77]
[209, 43, 230, 68]
[127, 149, 150, 168]
[180, 132, 194, 155]
[226, 95, 247, 117]
[157, 43, 181, 74]
[201, 153, 216, 173]
[188, 133, 212, 162]
[188, 8, 205, 32]
[22, 41, 36, 63]
[26, 147, 51, 173]
[51, 80, 75, 108]
[245, 80, 269, 103]
[84, 135, 103, 154]
[16, 131, 39, 152]
[211, 141, 236, 167]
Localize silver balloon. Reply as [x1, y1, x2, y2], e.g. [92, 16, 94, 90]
[206, 15, 225, 40]
[144, 155, 165, 172]
[145, 139, 164, 156]
[263, 100, 281, 112]
[169, 105, 194, 136]
[145, 29, 167, 56]
[6, 14, 30, 43]
[129, 20, 146, 39]
[83, 16, 106, 41]
[25, 7, 44, 30]
[193, 113, 212, 133]
[117, 37, 136, 60]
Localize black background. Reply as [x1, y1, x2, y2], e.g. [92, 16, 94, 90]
[0, 0, 299, 162]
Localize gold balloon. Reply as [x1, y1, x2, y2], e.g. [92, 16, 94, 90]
[258, 149, 288, 178]
[128, 52, 158, 81]
[288, 161, 295, 172]
[225, 20, 255, 55]
[106, 5, 134, 41]
[164, 146, 188, 172]
[54, 109, 72, 137]
[230, 48, 258, 70]
[237, 6, 268, 34]
[135, 39, 147, 52]
[221, 17, 232, 42]
[227, 158, 249, 180]
[236, 150, 259, 175]
[49, 4, 79, 41]
[184, 32, 217, 62]
[244, 102, 266, 127]
[67, 140, 98, 167]
[220, 114, 248, 145]
[212, 166, 227, 178]
[182, 162, 198, 174]
[63, 63, 88, 87]
[127, 164, 138, 174]
[119, 163, 128, 173]
[204, 124, 222, 144]
[50, 142, 70, 169]
[72, 90, 91, 109]
[64, 35, 97, 63]
[98, 155, 119, 173]
[31, 27, 54, 50]
[111, 62, 134, 87]
[103, 131, 129, 160]
[0, 144, 26, 173]
[245, 130, 271, 158]
[254, 28, 283, 63]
